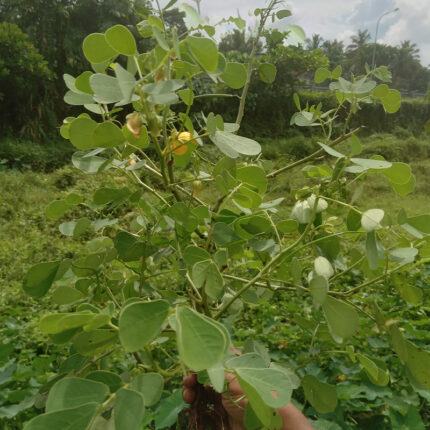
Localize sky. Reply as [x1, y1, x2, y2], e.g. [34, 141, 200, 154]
[158, 0, 430, 67]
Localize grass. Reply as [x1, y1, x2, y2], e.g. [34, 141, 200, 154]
[262, 132, 430, 217]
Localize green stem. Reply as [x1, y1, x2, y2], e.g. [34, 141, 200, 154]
[266, 126, 364, 179]
[215, 196, 320, 319]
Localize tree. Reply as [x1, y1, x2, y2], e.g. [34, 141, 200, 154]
[321, 39, 345, 69]
[306, 33, 324, 50]
[346, 29, 372, 74]
[0, 22, 54, 138]
[219, 29, 255, 55]
[0, 0, 151, 128]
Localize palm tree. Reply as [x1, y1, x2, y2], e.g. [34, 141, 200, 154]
[347, 29, 371, 51]
[322, 39, 344, 68]
[306, 33, 324, 50]
[346, 29, 372, 74]
[399, 40, 420, 60]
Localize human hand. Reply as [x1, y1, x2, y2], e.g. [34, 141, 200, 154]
[183, 372, 314, 430]
[183, 372, 247, 430]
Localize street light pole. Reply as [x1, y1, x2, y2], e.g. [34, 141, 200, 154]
[371, 7, 399, 69]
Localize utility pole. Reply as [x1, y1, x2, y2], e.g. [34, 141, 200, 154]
[371, 7, 399, 69]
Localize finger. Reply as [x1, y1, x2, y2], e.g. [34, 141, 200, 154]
[229, 346, 242, 356]
[225, 373, 244, 397]
[183, 373, 197, 388]
[182, 387, 196, 404]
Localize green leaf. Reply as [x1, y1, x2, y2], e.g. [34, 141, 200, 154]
[93, 187, 130, 205]
[64, 91, 94, 106]
[186, 36, 219, 72]
[258, 63, 277, 84]
[191, 260, 224, 299]
[349, 134, 362, 156]
[213, 222, 242, 246]
[23, 402, 98, 430]
[114, 63, 136, 103]
[114, 231, 145, 262]
[72, 330, 117, 356]
[235, 368, 292, 425]
[381, 89, 401, 113]
[357, 354, 389, 386]
[331, 65, 342, 79]
[119, 300, 169, 352]
[176, 307, 230, 371]
[46, 200, 69, 220]
[59, 218, 91, 238]
[276, 9, 291, 19]
[40, 313, 95, 334]
[91, 122, 125, 148]
[391, 174, 416, 196]
[83, 33, 117, 63]
[318, 142, 345, 158]
[277, 219, 298, 233]
[302, 375, 338, 413]
[69, 117, 98, 150]
[351, 157, 391, 170]
[105, 25, 136, 56]
[207, 362, 225, 393]
[389, 405, 425, 430]
[361, 209, 384, 232]
[406, 341, 430, 388]
[183, 246, 211, 266]
[90, 74, 123, 104]
[390, 325, 408, 362]
[23, 261, 60, 298]
[72, 151, 108, 174]
[237, 165, 267, 194]
[226, 353, 267, 369]
[131, 373, 164, 407]
[152, 26, 169, 50]
[373, 65, 392, 82]
[178, 88, 194, 106]
[75, 71, 93, 94]
[314, 67, 330, 84]
[399, 284, 423, 306]
[46, 377, 109, 412]
[366, 231, 379, 270]
[309, 275, 329, 305]
[382, 162, 411, 184]
[220, 62, 247, 89]
[389, 248, 418, 264]
[285, 24, 306, 45]
[233, 186, 261, 209]
[372, 84, 389, 98]
[406, 214, 430, 234]
[154, 390, 186, 429]
[86, 371, 122, 393]
[114, 388, 145, 430]
[52, 286, 85, 305]
[322, 296, 360, 342]
[211, 131, 261, 158]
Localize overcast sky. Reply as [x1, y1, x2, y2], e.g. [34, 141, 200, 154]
[158, 0, 430, 66]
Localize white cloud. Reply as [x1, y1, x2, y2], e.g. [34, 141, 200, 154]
[380, 0, 430, 66]
[155, 0, 429, 66]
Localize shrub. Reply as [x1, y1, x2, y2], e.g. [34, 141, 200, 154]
[0, 138, 73, 172]
[0, 22, 55, 140]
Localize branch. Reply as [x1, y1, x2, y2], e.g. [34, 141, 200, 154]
[266, 126, 365, 179]
[215, 196, 320, 319]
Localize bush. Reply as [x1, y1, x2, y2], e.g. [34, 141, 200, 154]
[0, 138, 74, 172]
[204, 90, 430, 138]
[0, 22, 55, 139]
